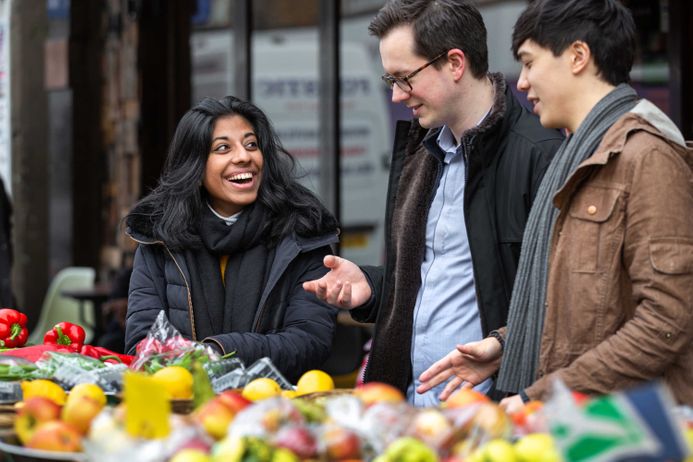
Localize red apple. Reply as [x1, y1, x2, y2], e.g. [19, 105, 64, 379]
[321, 425, 361, 460]
[408, 408, 453, 449]
[61, 396, 103, 435]
[273, 425, 317, 459]
[175, 435, 213, 454]
[14, 397, 62, 445]
[352, 382, 405, 406]
[217, 390, 251, 414]
[194, 398, 236, 440]
[465, 402, 512, 440]
[25, 420, 82, 452]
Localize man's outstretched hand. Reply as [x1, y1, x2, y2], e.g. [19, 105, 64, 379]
[417, 337, 503, 401]
[302, 255, 372, 309]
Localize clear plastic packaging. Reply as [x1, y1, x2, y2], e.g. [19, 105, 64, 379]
[228, 397, 304, 440]
[130, 311, 221, 374]
[211, 357, 293, 392]
[32, 352, 127, 394]
[0, 380, 21, 403]
[211, 366, 246, 393]
[244, 357, 293, 390]
[360, 401, 416, 455]
[83, 407, 209, 462]
[0, 356, 39, 382]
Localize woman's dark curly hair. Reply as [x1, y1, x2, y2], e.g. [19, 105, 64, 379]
[126, 95, 338, 248]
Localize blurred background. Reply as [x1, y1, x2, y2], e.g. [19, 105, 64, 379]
[0, 0, 690, 360]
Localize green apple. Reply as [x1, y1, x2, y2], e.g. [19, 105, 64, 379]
[477, 439, 517, 462]
[211, 435, 245, 462]
[515, 433, 561, 462]
[384, 436, 438, 462]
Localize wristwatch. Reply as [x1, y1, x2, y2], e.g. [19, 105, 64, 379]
[487, 330, 505, 352]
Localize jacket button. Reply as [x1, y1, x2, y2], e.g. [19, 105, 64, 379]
[587, 205, 597, 215]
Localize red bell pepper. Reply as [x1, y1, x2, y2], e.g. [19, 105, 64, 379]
[0, 343, 73, 362]
[80, 344, 134, 365]
[0, 308, 29, 348]
[43, 322, 86, 350]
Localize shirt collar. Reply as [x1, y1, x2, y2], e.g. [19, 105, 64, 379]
[435, 104, 494, 154]
[436, 125, 458, 156]
[207, 202, 242, 226]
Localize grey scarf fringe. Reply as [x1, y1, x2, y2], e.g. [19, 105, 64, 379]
[496, 84, 639, 393]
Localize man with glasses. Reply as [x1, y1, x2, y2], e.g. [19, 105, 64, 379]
[304, 0, 562, 406]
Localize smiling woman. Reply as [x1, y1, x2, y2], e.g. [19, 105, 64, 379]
[203, 115, 265, 217]
[122, 96, 340, 382]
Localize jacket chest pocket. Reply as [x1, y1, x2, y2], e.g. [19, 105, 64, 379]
[564, 186, 624, 273]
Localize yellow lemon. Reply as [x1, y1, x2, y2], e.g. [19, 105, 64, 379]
[151, 366, 194, 400]
[68, 383, 107, 408]
[281, 389, 298, 399]
[242, 378, 282, 401]
[20, 379, 67, 406]
[295, 369, 334, 396]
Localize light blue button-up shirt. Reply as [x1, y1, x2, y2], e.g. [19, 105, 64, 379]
[406, 124, 492, 407]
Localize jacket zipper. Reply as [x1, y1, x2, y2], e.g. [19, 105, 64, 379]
[462, 138, 488, 334]
[249, 246, 304, 333]
[128, 235, 197, 341]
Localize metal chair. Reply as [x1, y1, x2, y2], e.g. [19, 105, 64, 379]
[27, 267, 96, 345]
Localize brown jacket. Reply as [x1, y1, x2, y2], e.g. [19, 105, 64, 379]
[525, 101, 693, 404]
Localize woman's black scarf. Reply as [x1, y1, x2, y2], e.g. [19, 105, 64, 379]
[184, 204, 274, 340]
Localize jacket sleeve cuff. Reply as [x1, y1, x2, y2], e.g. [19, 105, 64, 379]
[349, 265, 382, 323]
[524, 374, 553, 401]
[202, 337, 225, 355]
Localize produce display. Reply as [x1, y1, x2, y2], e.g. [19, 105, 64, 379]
[0, 307, 691, 462]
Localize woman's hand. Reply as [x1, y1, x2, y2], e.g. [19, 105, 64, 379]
[302, 255, 372, 309]
[416, 337, 503, 401]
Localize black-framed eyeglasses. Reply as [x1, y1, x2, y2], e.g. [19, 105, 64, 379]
[381, 51, 448, 92]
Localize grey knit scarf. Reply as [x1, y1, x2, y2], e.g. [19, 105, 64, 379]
[496, 84, 639, 393]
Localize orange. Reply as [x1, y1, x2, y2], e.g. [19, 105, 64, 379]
[295, 369, 334, 396]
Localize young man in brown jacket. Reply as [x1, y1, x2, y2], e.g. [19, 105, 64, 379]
[418, 0, 693, 410]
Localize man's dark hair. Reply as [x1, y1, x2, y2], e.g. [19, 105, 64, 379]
[368, 0, 488, 79]
[512, 0, 636, 85]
